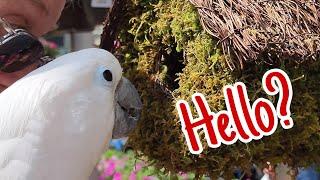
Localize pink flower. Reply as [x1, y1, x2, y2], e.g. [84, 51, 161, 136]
[143, 176, 157, 180]
[134, 162, 144, 172]
[48, 42, 58, 49]
[39, 38, 58, 49]
[129, 172, 137, 180]
[98, 157, 119, 179]
[98, 176, 105, 180]
[116, 157, 128, 169]
[113, 40, 121, 49]
[113, 172, 122, 180]
[103, 161, 116, 177]
[179, 172, 188, 179]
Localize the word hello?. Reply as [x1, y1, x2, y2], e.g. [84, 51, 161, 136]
[176, 69, 293, 154]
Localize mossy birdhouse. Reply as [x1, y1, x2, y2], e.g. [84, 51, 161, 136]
[100, 0, 320, 178]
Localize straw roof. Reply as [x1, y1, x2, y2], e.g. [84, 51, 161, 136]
[189, 0, 320, 69]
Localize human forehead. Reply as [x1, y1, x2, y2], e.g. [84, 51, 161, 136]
[0, 0, 66, 36]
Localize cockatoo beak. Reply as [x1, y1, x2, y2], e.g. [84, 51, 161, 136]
[112, 77, 143, 139]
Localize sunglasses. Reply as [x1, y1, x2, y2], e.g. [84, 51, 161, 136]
[0, 18, 53, 73]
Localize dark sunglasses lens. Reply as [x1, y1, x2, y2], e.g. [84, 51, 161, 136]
[0, 32, 44, 73]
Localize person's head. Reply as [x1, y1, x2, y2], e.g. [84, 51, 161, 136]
[0, 0, 66, 37]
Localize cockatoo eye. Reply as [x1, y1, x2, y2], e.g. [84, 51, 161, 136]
[103, 70, 113, 81]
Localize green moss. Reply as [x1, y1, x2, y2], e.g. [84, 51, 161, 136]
[104, 0, 320, 178]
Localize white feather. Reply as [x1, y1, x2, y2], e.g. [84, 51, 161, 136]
[0, 48, 122, 180]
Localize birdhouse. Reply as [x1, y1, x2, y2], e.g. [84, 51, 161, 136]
[100, 0, 320, 178]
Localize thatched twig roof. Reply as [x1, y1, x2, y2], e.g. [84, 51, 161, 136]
[189, 0, 320, 69]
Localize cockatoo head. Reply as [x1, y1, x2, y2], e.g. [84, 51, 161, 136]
[10, 48, 142, 139]
[0, 48, 142, 179]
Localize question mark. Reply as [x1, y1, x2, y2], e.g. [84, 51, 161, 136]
[262, 69, 294, 129]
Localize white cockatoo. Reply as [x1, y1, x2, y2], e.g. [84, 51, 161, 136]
[0, 48, 142, 180]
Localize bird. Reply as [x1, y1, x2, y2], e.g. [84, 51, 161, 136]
[0, 48, 142, 180]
